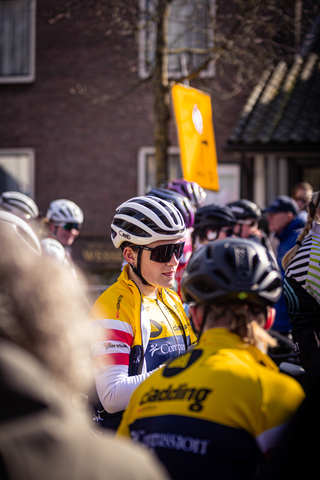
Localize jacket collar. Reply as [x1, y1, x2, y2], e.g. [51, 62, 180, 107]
[276, 215, 305, 241]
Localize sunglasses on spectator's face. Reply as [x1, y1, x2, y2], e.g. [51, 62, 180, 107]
[137, 242, 185, 263]
[62, 223, 81, 231]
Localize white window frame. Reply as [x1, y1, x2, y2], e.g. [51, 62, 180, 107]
[205, 163, 241, 205]
[138, 0, 215, 80]
[0, 148, 36, 197]
[138, 146, 182, 195]
[137, 146, 241, 205]
[0, 0, 36, 84]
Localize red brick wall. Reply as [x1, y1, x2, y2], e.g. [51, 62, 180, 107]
[0, 0, 245, 274]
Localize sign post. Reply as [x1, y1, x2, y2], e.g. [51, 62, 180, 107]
[171, 83, 219, 191]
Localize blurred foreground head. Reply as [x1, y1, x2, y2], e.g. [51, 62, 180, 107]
[0, 227, 171, 480]
[0, 226, 92, 396]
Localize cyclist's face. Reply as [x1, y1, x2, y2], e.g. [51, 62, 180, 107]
[206, 226, 234, 242]
[140, 239, 182, 290]
[54, 226, 79, 246]
[234, 219, 259, 239]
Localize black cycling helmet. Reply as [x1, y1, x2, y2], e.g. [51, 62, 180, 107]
[181, 238, 282, 308]
[193, 204, 237, 238]
[147, 187, 195, 228]
[227, 199, 261, 222]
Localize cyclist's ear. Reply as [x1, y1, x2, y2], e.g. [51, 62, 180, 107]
[189, 304, 204, 333]
[123, 246, 137, 267]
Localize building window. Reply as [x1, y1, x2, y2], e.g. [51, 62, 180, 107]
[139, 0, 215, 80]
[0, 0, 36, 83]
[0, 149, 35, 197]
[137, 146, 183, 194]
[137, 146, 240, 205]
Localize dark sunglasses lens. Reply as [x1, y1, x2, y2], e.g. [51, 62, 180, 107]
[174, 242, 185, 260]
[150, 242, 184, 263]
[63, 223, 80, 231]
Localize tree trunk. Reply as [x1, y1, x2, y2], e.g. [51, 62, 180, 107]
[153, 0, 171, 187]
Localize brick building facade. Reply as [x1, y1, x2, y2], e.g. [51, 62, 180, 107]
[0, 0, 247, 280]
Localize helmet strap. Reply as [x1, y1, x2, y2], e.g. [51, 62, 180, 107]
[130, 248, 152, 286]
[197, 304, 212, 337]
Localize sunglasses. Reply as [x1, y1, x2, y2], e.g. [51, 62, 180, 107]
[238, 220, 258, 228]
[62, 223, 81, 231]
[137, 242, 185, 263]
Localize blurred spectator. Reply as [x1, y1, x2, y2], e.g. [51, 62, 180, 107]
[282, 191, 320, 394]
[291, 182, 313, 219]
[263, 196, 305, 335]
[0, 227, 171, 480]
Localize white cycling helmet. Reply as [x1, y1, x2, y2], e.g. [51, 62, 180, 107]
[0, 191, 39, 220]
[0, 211, 41, 255]
[46, 199, 84, 225]
[41, 238, 66, 266]
[111, 195, 186, 249]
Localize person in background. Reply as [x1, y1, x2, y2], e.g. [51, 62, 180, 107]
[117, 238, 304, 480]
[0, 190, 39, 221]
[89, 196, 197, 432]
[147, 187, 195, 299]
[42, 199, 83, 278]
[41, 237, 67, 267]
[282, 191, 320, 394]
[263, 195, 305, 337]
[0, 222, 170, 480]
[0, 210, 41, 255]
[291, 182, 313, 221]
[0, 190, 40, 234]
[191, 204, 237, 252]
[227, 199, 271, 246]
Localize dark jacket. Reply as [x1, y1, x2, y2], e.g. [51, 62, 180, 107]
[273, 215, 306, 333]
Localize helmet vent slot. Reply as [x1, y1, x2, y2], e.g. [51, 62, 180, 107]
[194, 279, 213, 293]
[265, 278, 282, 292]
[214, 269, 231, 285]
[234, 247, 250, 277]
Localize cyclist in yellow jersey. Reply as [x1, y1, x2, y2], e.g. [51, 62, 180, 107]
[117, 238, 305, 479]
[89, 196, 197, 431]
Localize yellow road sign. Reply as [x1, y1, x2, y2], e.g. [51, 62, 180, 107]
[171, 83, 219, 191]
